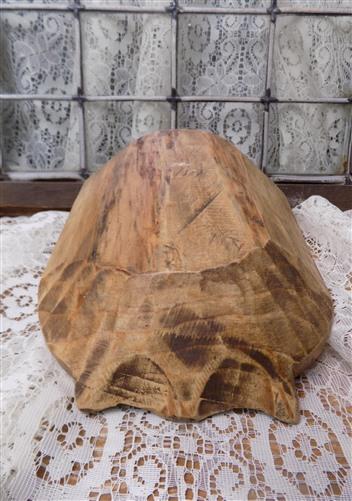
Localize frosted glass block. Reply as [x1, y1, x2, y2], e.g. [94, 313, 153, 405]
[1, 100, 80, 173]
[278, 0, 351, 8]
[267, 104, 351, 174]
[82, 13, 171, 96]
[85, 101, 171, 171]
[0, 12, 77, 95]
[2, 0, 68, 3]
[179, 0, 270, 7]
[272, 16, 352, 99]
[82, 0, 169, 5]
[178, 102, 264, 166]
[178, 15, 269, 97]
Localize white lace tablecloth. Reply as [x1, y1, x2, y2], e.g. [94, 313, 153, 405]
[1, 196, 351, 501]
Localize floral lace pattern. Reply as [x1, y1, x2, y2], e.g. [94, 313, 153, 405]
[1, 3, 351, 176]
[278, 0, 351, 8]
[82, 12, 172, 171]
[267, 103, 351, 175]
[272, 16, 352, 99]
[180, 0, 270, 6]
[178, 15, 269, 97]
[265, 13, 352, 174]
[1, 196, 351, 500]
[85, 101, 171, 171]
[178, 102, 264, 165]
[0, 11, 80, 173]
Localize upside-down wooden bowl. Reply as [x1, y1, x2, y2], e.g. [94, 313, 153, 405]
[38, 129, 332, 423]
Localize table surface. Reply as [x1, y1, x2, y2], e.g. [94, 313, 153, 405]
[1, 196, 351, 500]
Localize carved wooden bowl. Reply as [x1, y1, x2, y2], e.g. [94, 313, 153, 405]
[38, 129, 332, 423]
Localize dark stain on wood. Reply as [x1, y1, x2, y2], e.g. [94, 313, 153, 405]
[201, 371, 235, 401]
[178, 382, 192, 401]
[161, 305, 199, 328]
[75, 339, 110, 397]
[107, 356, 170, 399]
[61, 261, 81, 280]
[219, 358, 240, 370]
[247, 349, 278, 379]
[164, 332, 212, 366]
[198, 399, 228, 417]
[241, 362, 256, 373]
[161, 306, 225, 339]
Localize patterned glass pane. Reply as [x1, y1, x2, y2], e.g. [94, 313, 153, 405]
[178, 102, 264, 165]
[178, 15, 269, 97]
[0, 3, 350, 179]
[82, 0, 170, 5]
[1, 1, 69, 3]
[85, 101, 171, 171]
[272, 16, 352, 99]
[179, 0, 270, 7]
[82, 13, 172, 96]
[278, 0, 351, 8]
[0, 12, 77, 95]
[1, 100, 80, 173]
[267, 104, 351, 174]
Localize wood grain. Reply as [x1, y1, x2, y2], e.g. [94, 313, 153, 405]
[0, 180, 82, 215]
[1, 180, 351, 216]
[37, 129, 333, 423]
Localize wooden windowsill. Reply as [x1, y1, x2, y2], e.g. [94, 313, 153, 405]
[1, 180, 351, 216]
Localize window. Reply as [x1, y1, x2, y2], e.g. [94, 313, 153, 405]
[0, 0, 351, 185]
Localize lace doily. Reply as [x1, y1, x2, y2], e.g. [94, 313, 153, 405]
[1, 195, 351, 500]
